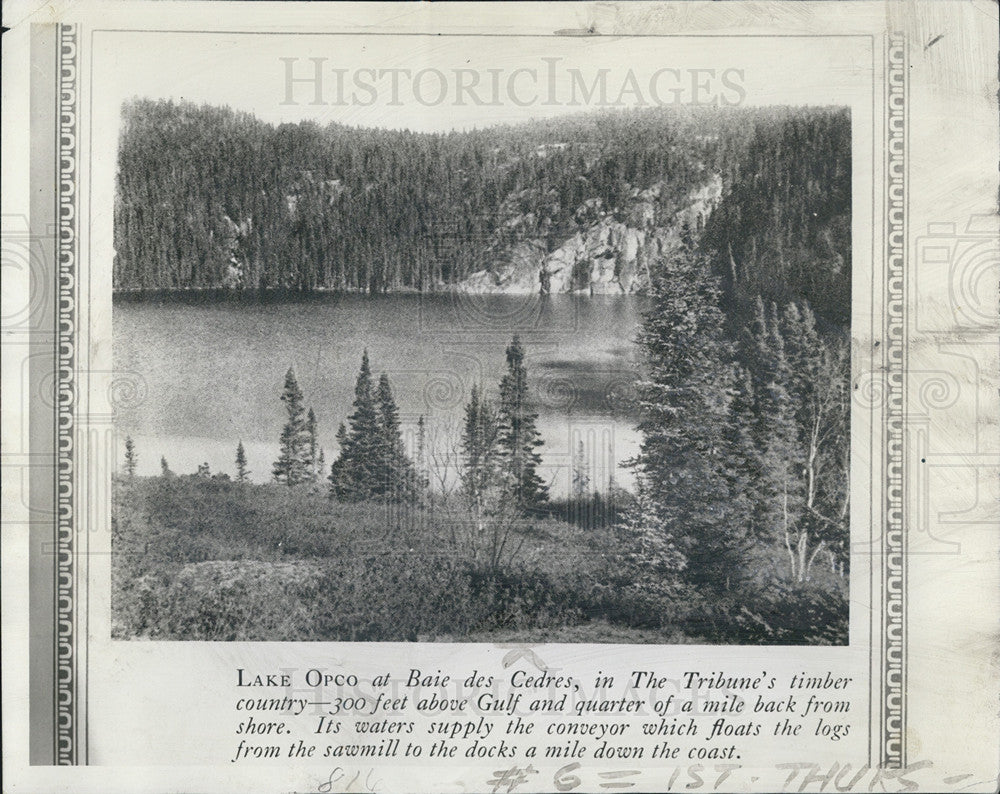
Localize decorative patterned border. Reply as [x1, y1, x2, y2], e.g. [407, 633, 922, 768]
[54, 22, 79, 767]
[883, 33, 908, 769]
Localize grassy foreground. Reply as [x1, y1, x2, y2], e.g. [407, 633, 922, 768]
[111, 475, 847, 644]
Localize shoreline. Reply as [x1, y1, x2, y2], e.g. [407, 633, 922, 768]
[112, 287, 646, 304]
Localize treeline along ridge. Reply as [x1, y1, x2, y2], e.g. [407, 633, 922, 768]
[114, 101, 850, 324]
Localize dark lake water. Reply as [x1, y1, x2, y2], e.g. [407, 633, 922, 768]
[113, 293, 646, 496]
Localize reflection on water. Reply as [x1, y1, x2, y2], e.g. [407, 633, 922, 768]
[113, 293, 646, 495]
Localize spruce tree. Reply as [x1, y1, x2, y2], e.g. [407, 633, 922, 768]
[740, 300, 791, 538]
[124, 436, 137, 477]
[724, 365, 764, 536]
[272, 367, 310, 486]
[328, 424, 349, 496]
[631, 244, 751, 592]
[160, 455, 171, 477]
[329, 351, 381, 501]
[497, 335, 548, 509]
[779, 301, 850, 579]
[736, 297, 851, 580]
[460, 384, 501, 502]
[235, 441, 250, 482]
[375, 372, 415, 501]
[571, 439, 590, 499]
[305, 408, 319, 481]
[415, 415, 429, 496]
[758, 311, 805, 560]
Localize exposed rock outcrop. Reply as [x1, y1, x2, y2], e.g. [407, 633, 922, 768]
[458, 174, 723, 295]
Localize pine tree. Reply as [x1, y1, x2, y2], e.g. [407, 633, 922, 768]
[272, 367, 310, 486]
[329, 351, 381, 501]
[497, 335, 548, 509]
[630, 243, 751, 592]
[160, 455, 172, 477]
[235, 441, 250, 482]
[124, 435, 137, 477]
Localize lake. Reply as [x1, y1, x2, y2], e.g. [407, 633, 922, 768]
[113, 293, 646, 496]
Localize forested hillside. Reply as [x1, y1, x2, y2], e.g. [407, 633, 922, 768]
[114, 100, 850, 323]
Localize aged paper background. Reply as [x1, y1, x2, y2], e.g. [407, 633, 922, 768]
[2, 1, 997, 792]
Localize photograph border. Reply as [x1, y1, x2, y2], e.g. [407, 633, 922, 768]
[881, 33, 907, 770]
[40, 22, 906, 768]
[54, 22, 81, 767]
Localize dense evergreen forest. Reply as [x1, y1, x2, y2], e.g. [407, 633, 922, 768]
[114, 100, 850, 324]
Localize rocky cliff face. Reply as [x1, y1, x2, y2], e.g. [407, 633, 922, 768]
[458, 174, 722, 295]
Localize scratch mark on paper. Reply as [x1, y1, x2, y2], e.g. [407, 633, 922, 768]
[924, 33, 945, 51]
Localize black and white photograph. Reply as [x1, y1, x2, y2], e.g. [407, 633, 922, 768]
[5, 2, 999, 790]
[111, 90, 852, 645]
